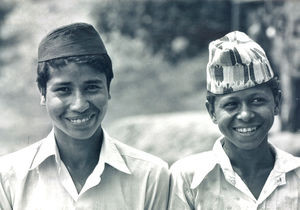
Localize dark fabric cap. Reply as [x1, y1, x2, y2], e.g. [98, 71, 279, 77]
[38, 23, 107, 62]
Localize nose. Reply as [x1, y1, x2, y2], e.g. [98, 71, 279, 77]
[70, 91, 89, 113]
[236, 105, 255, 122]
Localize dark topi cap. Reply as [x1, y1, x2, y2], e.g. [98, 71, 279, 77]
[38, 22, 107, 62]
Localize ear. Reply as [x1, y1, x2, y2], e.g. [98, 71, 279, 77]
[273, 91, 281, 115]
[205, 100, 217, 124]
[40, 95, 46, 106]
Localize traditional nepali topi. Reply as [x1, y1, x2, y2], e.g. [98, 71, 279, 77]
[206, 31, 274, 94]
[38, 23, 107, 62]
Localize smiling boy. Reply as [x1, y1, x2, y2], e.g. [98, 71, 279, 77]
[0, 23, 169, 210]
[168, 31, 300, 209]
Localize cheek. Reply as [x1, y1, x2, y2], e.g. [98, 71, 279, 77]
[215, 109, 232, 123]
[215, 111, 234, 131]
[256, 104, 275, 118]
[262, 109, 275, 124]
[91, 94, 109, 107]
[46, 97, 65, 117]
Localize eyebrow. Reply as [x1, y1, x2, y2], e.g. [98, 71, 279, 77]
[84, 79, 104, 84]
[51, 82, 72, 86]
[220, 92, 268, 102]
[51, 79, 104, 86]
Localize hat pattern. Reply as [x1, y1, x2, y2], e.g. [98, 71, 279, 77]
[207, 31, 274, 94]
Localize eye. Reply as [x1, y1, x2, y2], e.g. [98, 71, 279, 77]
[54, 87, 71, 95]
[251, 97, 266, 105]
[86, 85, 101, 92]
[223, 102, 238, 110]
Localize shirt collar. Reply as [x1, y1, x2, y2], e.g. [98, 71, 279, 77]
[29, 130, 58, 170]
[271, 143, 300, 174]
[190, 136, 224, 189]
[190, 136, 300, 189]
[29, 129, 131, 175]
[100, 129, 131, 174]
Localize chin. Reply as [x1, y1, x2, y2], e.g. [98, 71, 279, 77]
[65, 128, 99, 140]
[237, 139, 265, 150]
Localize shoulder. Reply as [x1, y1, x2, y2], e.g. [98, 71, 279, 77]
[112, 139, 169, 170]
[289, 156, 300, 178]
[294, 167, 300, 178]
[170, 151, 215, 176]
[272, 144, 300, 174]
[169, 151, 217, 193]
[0, 140, 42, 177]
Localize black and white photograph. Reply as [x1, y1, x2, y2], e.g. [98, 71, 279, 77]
[0, 0, 299, 209]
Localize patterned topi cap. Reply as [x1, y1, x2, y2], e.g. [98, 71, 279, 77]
[206, 31, 274, 94]
[38, 22, 107, 62]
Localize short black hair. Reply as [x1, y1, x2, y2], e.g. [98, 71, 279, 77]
[206, 77, 281, 111]
[36, 54, 113, 96]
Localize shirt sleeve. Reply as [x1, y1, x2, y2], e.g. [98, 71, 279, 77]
[144, 163, 170, 210]
[0, 173, 13, 210]
[168, 165, 194, 210]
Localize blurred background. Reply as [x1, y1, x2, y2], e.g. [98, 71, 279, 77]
[0, 0, 299, 164]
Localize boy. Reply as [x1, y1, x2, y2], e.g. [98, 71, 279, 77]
[0, 23, 169, 210]
[168, 31, 300, 209]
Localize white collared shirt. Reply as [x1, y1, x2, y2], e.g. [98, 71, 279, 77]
[0, 129, 169, 210]
[169, 137, 300, 210]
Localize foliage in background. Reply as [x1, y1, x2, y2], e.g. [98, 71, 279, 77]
[92, 0, 233, 122]
[93, 0, 231, 62]
[103, 31, 208, 123]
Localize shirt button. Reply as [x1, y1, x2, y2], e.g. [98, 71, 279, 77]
[230, 179, 236, 185]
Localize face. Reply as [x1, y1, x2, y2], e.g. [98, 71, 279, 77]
[41, 63, 110, 140]
[207, 85, 279, 150]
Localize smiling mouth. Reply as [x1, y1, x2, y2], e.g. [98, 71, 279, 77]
[234, 126, 258, 134]
[66, 114, 95, 124]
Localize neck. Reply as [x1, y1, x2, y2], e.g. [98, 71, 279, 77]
[54, 128, 103, 168]
[223, 138, 274, 172]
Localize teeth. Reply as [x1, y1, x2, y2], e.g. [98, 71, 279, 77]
[69, 116, 91, 124]
[235, 127, 257, 133]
